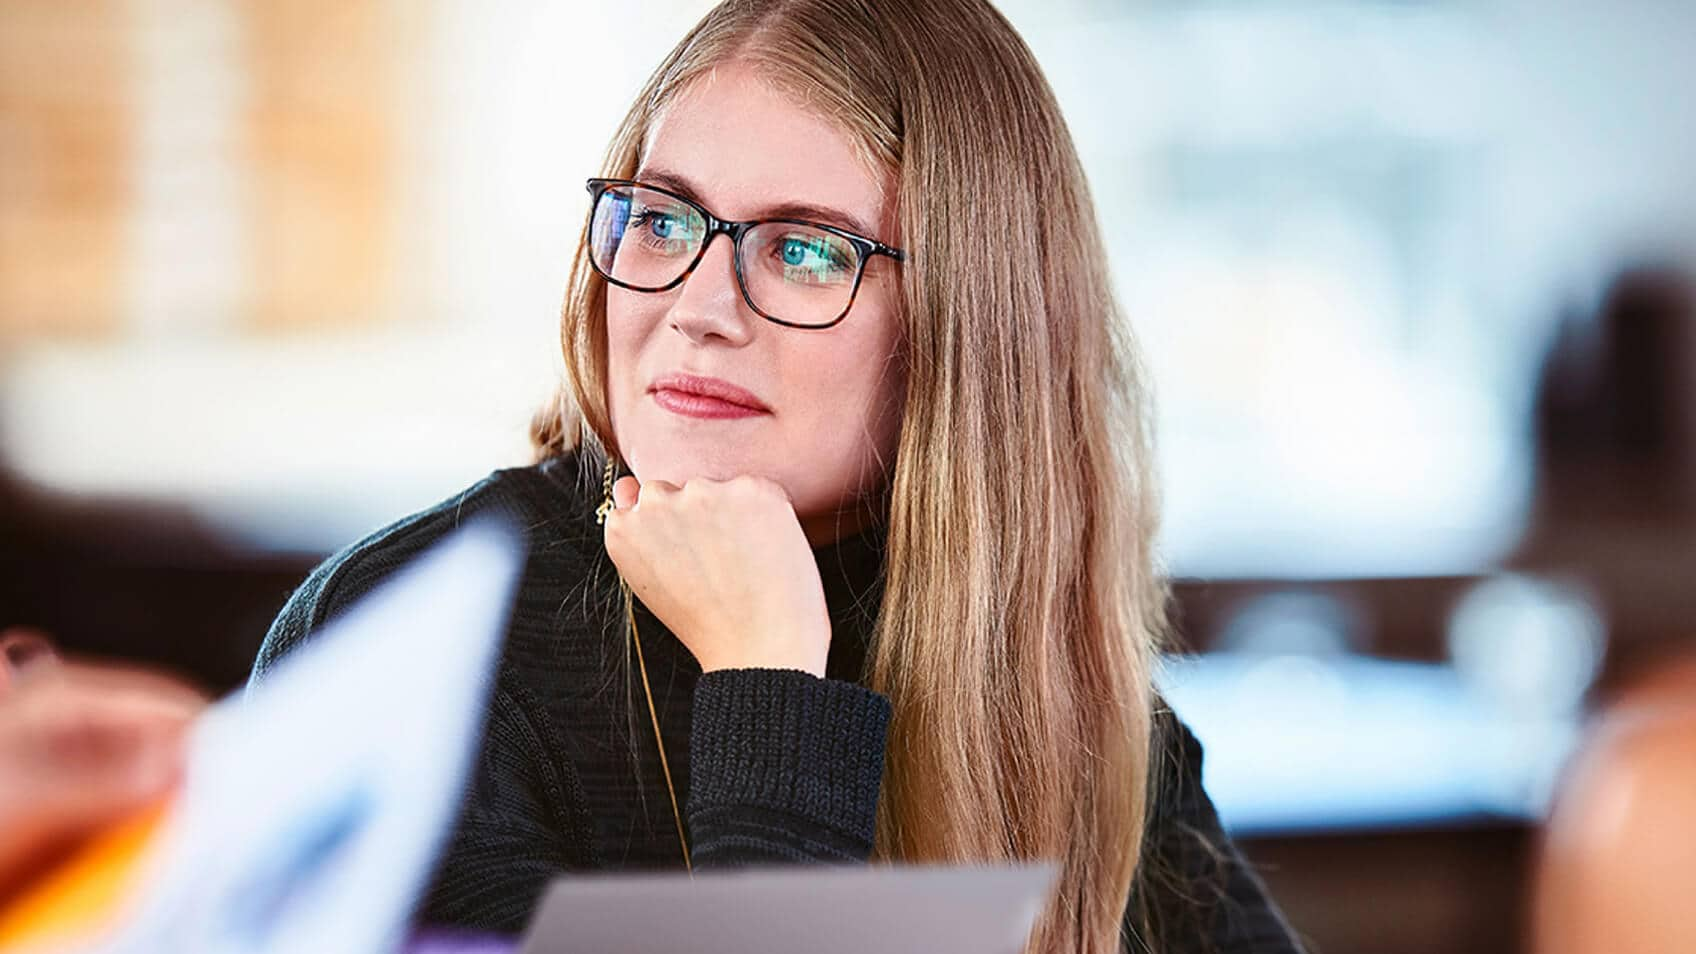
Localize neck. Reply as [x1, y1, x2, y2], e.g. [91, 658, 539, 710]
[798, 491, 890, 550]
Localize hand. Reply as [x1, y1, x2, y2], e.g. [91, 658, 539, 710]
[603, 473, 832, 677]
[0, 636, 206, 890]
[0, 627, 57, 692]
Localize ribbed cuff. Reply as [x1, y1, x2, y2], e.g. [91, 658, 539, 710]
[688, 668, 892, 848]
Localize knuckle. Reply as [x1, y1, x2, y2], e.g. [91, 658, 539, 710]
[748, 476, 785, 502]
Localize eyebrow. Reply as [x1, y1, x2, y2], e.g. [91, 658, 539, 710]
[636, 166, 882, 241]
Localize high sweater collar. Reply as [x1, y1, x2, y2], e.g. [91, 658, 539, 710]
[813, 516, 888, 684]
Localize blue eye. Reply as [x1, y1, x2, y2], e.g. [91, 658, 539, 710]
[641, 212, 677, 238]
[777, 236, 849, 273]
[627, 207, 696, 254]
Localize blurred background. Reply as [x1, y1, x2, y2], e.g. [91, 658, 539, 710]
[4, 1, 1694, 952]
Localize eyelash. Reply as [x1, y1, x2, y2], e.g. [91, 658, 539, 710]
[628, 208, 853, 271]
[772, 236, 852, 272]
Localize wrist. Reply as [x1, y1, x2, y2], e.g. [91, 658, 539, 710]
[695, 625, 830, 679]
[700, 655, 826, 679]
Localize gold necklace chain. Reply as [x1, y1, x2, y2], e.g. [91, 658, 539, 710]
[601, 455, 692, 873]
[623, 579, 693, 873]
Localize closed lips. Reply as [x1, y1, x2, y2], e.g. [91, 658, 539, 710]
[650, 374, 769, 411]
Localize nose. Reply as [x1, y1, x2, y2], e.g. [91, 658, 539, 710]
[667, 231, 756, 347]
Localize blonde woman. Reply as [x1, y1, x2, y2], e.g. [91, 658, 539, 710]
[252, 1, 1305, 951]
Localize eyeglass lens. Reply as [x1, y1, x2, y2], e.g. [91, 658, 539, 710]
[589, 183, 862, 327]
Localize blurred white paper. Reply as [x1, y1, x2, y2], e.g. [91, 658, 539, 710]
[85, 517, 523, 954]
[520, 861, 1059, 954]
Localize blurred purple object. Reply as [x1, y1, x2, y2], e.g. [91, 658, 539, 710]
[402, 930, 515, 954]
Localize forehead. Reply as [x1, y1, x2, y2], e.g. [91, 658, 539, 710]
[639, 65, 893, 231]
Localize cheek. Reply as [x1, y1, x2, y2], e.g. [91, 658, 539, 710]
[796, 304, 905, 450]
[603, 294, 662, 430]
[854, 302, 906, 432]
[604, 294, 642, 366]
[605, 290, 670, 369]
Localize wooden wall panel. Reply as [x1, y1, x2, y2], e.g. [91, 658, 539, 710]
[243, 0, 395, 331]
[0, 0, 404, 340]
[0, 0, 129, 340]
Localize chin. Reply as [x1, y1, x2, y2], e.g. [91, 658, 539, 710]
[627, 441, 765, 485]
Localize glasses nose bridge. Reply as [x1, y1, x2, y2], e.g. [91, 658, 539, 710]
[686, 216, 751, 284]
[698, 216, 749, 254]
[670, 214, 748, 306]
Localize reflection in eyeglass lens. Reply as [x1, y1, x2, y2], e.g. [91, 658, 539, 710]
[590, 185, 866, 326]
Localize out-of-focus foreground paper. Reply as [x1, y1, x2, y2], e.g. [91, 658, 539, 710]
[6, 517, 522, 954]
[520, 861, 1060, 954]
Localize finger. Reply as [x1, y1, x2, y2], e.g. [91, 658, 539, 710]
[44, 660, 210, 717]
[34, 707, 188, 785]
[0, 673, 194, 858]
[741, 474, 793, 504]
[0, 629, 59, 696]
[629, 477, 684, 507]
[4, 724, 184, 846]
[612, 475, 640, 511]
[13, 675, 202, 768]
[1, 628, 57, 668]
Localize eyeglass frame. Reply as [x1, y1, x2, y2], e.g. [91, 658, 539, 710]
[583, 177, 906, 330]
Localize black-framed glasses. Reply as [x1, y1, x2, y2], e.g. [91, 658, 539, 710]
[584, 177, 905, 329]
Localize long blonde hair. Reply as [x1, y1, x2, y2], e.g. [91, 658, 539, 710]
[531, 2, 1170, 951]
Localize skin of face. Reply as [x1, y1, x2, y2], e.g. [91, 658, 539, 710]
[604, 64, 907, 547]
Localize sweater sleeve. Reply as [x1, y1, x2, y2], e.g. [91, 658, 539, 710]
[685, 667, 893, 865]
[1123, 706, 1309, 954]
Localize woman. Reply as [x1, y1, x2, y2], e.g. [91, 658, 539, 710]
[252, 1, 1306, 951]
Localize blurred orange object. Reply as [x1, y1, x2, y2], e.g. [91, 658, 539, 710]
[1532, 654, 1696, 954]
[0, 798, 169, 949]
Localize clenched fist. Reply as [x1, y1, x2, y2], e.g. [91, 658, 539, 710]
[602, 473, 833, 677]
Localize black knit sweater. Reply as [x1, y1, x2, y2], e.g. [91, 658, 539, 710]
[248, 448, 1306, 953]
